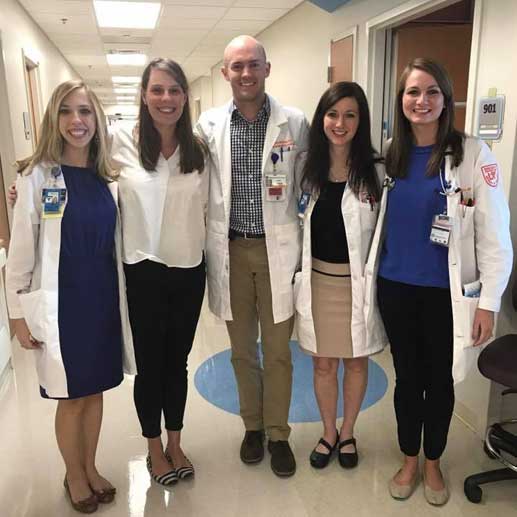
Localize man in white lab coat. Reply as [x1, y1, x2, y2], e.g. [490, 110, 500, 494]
[196, 35, 309, 477]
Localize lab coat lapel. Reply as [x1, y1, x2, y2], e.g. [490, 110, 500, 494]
[262, 98, 287, 173]
[214, 102, 232, 227]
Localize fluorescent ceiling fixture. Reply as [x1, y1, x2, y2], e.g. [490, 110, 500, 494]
[111, 76, 140, 84]
[114, 88, 138, 94]
[107, 53, 147, 66]
[117, 96, 136, 101]
[94, 1, 161, 29]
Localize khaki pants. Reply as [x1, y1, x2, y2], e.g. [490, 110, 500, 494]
[226, 237, 293, 441]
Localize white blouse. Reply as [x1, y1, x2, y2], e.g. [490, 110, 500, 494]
[111, 123, 208, 268]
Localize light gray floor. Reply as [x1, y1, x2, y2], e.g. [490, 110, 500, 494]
[0, 297, 514, 516]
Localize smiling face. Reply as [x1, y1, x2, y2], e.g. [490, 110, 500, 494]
[222, 37, 270, 107]
[402, 69, 444, 132]
[323, 96, 359, 150]
[142, 68, 187, 131]
[58, 88, 96, 152]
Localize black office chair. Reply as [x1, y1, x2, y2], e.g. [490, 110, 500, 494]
[464, 276, 517, 504]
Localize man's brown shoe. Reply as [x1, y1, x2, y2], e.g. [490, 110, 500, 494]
[268, 440, 296, 477]
[240, 430, 265, 464]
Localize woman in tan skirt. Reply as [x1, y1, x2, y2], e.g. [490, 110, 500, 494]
[293, 82, 387, 469]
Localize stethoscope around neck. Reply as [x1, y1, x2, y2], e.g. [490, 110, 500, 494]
[382, 162, 459, 197]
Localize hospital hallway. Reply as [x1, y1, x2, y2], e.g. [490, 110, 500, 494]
[0, 296, 514, 517]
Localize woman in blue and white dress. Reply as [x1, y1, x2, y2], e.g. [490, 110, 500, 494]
[6, 79, 135, 513]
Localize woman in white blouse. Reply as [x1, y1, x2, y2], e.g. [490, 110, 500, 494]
[111, 58, 209, 486]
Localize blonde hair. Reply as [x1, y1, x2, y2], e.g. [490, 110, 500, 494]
[16, 80, 117, 181]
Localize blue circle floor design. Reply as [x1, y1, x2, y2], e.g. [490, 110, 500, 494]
[194, 341, 388, 423]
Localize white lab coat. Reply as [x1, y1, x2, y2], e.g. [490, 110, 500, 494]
[196, 95, 309, 323]
[365, 137, 513, 383]
[294, 164, 388, 357]
[6, 163, 137, 398]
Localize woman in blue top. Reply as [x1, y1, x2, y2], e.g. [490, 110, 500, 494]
[373, 58, 512, 505]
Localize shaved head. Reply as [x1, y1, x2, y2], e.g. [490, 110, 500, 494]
[223, 35, 267, 67]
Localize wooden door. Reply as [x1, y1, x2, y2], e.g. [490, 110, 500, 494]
[394, 23, 472, 131]
[330, 35, 353, 83]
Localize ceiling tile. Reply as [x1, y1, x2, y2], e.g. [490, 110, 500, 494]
[233, 0, 302, 7]
[31, 12, 98, 34]
[214, 19, 270, 32]
[161, 5, 227, 18]
[18, 0, 92, 15]
[223, 7, 288, 20]
[162, 0, 233, 5]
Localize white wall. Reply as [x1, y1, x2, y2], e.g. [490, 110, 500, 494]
[0, 0, 79, 191]
[210, 2, 332, 120]
[190, 75, 212, 121]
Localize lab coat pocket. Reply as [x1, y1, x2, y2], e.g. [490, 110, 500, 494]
[276, 224, 301, 277]
[293, 271, 317, 352]
[18, 289, 58, 343]
[359, 202, 377, 231]
[459, 205, 475, 239]
[458, 295, 479, 348]
[206, 230, 227, 286]
[293, 271, 309, 317]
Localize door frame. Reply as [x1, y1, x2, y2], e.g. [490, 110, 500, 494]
[365, 0, 484, 149]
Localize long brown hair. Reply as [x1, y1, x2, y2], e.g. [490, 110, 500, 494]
[137, 58, 208, 173]
[386, 58, 464, 178]
[301, 81, 381, 200]
[17, 80, 116, 180]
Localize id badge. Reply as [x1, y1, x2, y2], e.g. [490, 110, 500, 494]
[265, 173, 287, 202]
[42, 188, 66, 219]
[430, 214, 453, 247]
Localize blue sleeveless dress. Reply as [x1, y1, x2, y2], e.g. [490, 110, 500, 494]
[40, 165, 123, 399]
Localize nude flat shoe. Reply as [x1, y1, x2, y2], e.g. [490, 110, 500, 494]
[423, 472, 449, 506]
[388, 470, 419, 500]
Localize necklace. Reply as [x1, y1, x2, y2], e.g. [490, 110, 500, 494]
[328, 166, 349, 183]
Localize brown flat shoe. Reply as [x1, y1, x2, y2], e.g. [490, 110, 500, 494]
[91, 485, 116, 504]
[64, 478, 98, 514]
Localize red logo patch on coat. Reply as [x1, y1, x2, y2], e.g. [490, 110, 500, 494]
[481, 164, 498, 187]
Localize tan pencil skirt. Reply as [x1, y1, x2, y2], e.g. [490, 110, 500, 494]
[307, 257, 353, 358]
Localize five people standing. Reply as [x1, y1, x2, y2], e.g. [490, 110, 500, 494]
[4, 34, 514, 509]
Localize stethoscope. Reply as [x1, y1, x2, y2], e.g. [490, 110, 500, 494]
[382, 163, 459, 197]
[438, 165, 460, 196]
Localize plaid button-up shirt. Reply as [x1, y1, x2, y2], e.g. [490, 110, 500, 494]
[229, 96, 270, 235]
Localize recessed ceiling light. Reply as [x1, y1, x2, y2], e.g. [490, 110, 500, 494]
[114, 87, 138, 94]
[111, 76, 140, 84]
[94, 1, 161, 30]
[117, 96, 136, 101]
[107, 53, 147, 66]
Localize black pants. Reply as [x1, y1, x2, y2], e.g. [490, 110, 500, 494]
[377, 276, 454, 460]
[124, 259, 206, 438]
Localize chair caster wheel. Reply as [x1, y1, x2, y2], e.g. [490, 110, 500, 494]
[464, 479, 482, 503]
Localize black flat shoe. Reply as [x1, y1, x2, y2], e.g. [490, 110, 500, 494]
[310, 430, 338, 469]
[338, 437, 358, 469]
